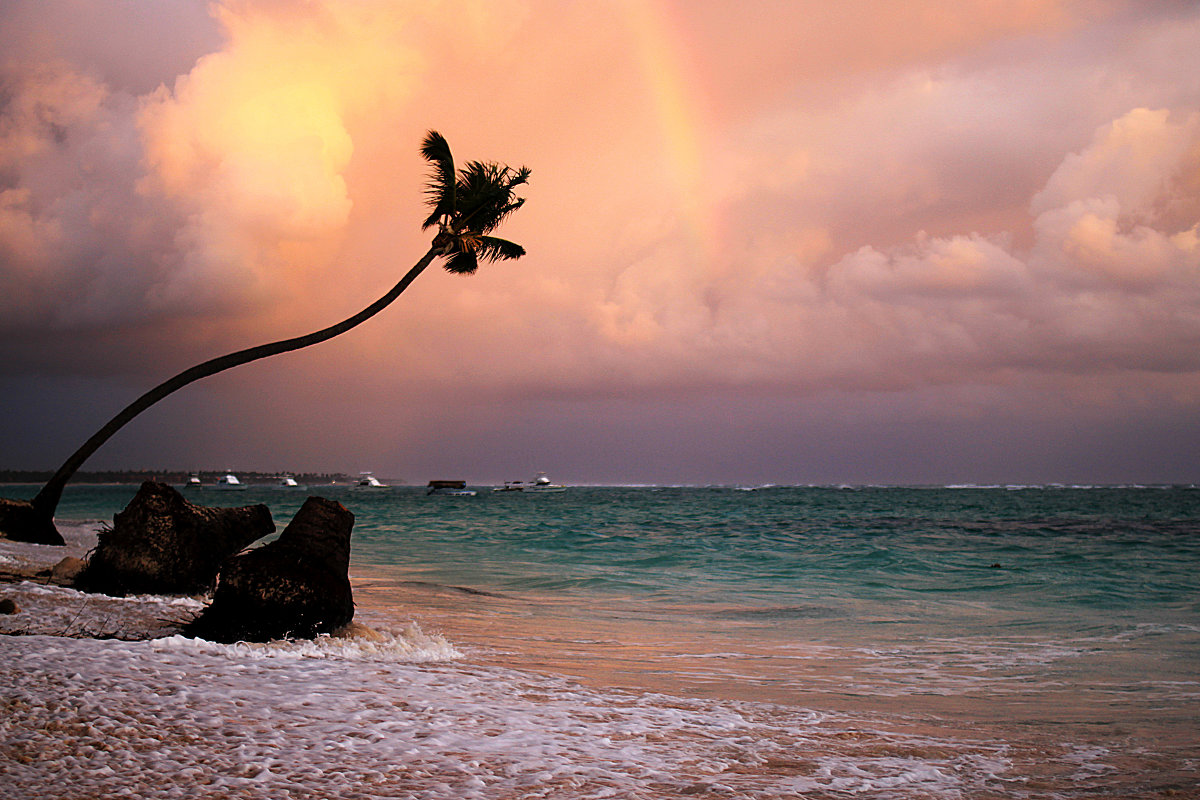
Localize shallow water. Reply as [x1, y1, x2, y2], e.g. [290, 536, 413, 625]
[1, 483, 1198, 798]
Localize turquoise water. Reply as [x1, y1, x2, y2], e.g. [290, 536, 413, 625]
[45, 483, 1200, 614]
[14, 482, 1200, 796]
[354, 484, 1200, 608]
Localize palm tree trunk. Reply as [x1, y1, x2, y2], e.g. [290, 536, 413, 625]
[30, 247, 439, 520]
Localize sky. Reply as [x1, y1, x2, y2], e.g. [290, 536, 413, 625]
[2, 0, 1199, 486]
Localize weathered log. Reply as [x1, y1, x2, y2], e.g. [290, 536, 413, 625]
[186, 496, 355, 642]
[75, 482, 274, 596]
[0, 497, 65, 546]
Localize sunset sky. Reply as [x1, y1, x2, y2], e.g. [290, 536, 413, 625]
[2, 0, 1199, 485]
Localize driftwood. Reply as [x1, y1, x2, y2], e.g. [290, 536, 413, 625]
[75, 482, 274, 596]
[186, 496, 355, 642]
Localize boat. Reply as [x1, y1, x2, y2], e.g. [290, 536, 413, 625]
[184, 474, 202, 489]
[526, 473, 566, 492]
[353, 472, 388, 489]
[427, 480, 476, 496]
[493, 473, 566, 493]
[213, 472, 247, 490]
[278, 474, 305, 489]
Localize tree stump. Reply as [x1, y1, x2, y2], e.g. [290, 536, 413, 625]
[0, 498, 65, 546]
[186, 496, 355, 642]
[75, 481, 274, 596]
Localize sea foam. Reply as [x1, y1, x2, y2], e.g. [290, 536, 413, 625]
[1, 633, 1032, 800]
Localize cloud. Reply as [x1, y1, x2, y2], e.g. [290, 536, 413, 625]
[794, 108, 1200, 384]
[0, 59, 166, 332]
[521, 100, 1200, 404]
[0, 1, 430, 356]
[1032, 107, 1200, 220]
[0, 0, 222, 95]
[134, 1, 413, 311]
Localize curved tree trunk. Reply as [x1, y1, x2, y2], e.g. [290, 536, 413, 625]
[29, 247, 440, 522]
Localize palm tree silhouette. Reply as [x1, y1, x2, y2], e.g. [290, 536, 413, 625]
[3, 131, 528, 544]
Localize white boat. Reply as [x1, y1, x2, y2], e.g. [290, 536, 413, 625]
[353, 473, 388, 489]
[278, 475, 305, 489]
[494, 473, 565, 493]
[527, 473, 566, 492]
[184, 474, 202, 489]
[214, 472, 247, 490]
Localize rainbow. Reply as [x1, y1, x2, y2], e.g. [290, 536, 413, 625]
[619, 0, 722, 266]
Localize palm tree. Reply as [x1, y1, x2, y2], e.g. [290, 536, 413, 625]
[0, 131, 528, 544]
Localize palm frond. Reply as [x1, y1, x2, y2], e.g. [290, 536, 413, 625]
[421, 130, 456, 230]
[474, 235, 526, 262]
[454, 162, 530, 234]
[483, 197, 526, 233]
[507, 166, 531, 189]
[443, 248, 479, 275]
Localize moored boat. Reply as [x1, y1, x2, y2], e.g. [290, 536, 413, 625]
[492, 473, 567, 492]
[353, 472, 388, 489]
[526, 473, 566, 492]
[427, 480, 476, 496]
[213, 472, 247, 490]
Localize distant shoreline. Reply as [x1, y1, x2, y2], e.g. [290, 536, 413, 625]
[0, 470, 354, 485]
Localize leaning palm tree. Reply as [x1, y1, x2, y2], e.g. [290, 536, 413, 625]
[0, 131, 529, 545]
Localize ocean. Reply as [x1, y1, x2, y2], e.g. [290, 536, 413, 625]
[2, 482, 1198, 798]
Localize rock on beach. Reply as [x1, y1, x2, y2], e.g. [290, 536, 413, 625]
[75, 481, 274, 596]
[186, 495, 355, 643]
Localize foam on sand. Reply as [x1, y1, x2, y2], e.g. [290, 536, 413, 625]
[2, 623, 1120, 800]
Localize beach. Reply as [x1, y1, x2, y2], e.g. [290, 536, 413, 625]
[2, 485, 1198, 798]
